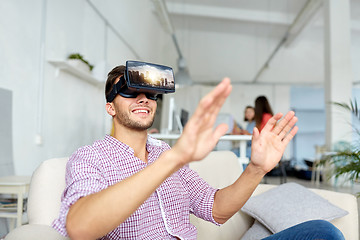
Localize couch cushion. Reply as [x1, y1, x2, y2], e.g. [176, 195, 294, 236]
[241, 220, 272, 240]
[4, 224, 69, 240]
[189, 151, 242, 189]
[241, 182, 349, 234]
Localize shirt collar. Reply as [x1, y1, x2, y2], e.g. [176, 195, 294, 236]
[104, 135, 134, 155]
[104, 134, 164, 154]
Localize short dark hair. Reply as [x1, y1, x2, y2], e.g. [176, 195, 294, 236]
[105, 65, 126, 101]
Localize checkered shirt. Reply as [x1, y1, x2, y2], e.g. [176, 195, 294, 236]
[52, 135, 219, 239]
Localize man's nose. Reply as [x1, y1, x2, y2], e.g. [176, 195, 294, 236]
[136, 93, 149, 103]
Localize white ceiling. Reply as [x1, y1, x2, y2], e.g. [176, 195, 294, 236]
[155, 0, 360, 85]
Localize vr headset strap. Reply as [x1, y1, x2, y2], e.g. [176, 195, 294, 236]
[106, 76, 125, 102]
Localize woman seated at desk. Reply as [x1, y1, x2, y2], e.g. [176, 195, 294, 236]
[231, 106, 255, 160]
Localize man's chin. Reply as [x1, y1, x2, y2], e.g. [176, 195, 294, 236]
[116, 113, 154, 131]
[129, 122, 154, 131]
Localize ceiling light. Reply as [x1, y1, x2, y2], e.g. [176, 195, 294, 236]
[175, 57, 192, 87]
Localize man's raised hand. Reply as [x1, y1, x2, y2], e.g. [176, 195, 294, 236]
[250, 111, 298, 174]
[172, 78, 232, 164]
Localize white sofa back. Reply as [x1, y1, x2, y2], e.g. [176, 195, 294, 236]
[27, 157, 68, 225]
[189, 151, 253, 239]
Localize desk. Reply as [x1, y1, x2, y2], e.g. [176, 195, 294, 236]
[150, 134, 252, 166]
[0, 175, 31, 230]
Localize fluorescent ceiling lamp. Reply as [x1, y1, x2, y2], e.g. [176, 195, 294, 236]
[175, 57, 192, 86]
[253, 0, 322, 82]
[284, 0, 323, 46]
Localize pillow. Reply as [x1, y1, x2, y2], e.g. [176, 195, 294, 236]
[241, 182, 348, 234]
[241, 220, 272, 240]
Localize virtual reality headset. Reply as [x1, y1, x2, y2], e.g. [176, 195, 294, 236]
[106, 60, 175, 102]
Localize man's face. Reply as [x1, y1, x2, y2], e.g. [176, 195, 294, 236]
[112, 92, 157, 131]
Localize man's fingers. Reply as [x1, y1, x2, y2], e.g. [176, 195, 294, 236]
[261, 112, 283, 133]
[205, 82, 232, 129]
[253, 111, 298, 146]
[252, 127, 260, 141]
[182, 77, 232, 145]
[281, 126, 298, 146]
[213, 123, 229, 141]
[278, 116, 298, 140]
[272, 111, 295, 135]
[191, 78, 232, 129]
[192, 78, 230, 116]
[201, 78, 232, 118]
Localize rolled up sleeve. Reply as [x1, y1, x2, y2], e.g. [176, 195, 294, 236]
[52, 147, 108, 236]
[178, 166, 220, 226]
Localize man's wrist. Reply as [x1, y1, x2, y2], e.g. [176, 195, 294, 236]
[245, 162, 268, 178]
[158, 149, 186, 171]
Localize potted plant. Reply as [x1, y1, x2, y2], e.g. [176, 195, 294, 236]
[67, 53, 94, 72]
[320, 100, 360, 197]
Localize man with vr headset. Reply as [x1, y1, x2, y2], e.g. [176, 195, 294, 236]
[53, 61, 344, 240]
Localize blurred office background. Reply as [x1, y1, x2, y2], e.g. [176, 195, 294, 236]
[1, 0, 360, 180]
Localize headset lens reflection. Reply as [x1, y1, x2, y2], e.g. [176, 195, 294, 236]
[126, 61, 175, 94]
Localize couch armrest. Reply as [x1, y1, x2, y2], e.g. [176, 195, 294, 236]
[311, 188, 359, 240]
[5, 224, 70, 240]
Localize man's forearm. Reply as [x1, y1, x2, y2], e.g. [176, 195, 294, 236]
[66, 150, 182, 240]
[213, 111, 298, 224]
[212, 163, 266, 224]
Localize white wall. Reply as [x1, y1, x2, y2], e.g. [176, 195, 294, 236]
[0, 0, 174, 175]
[0, 0, 302, 176]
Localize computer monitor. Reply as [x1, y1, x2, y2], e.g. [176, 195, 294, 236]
[214, 113, 234, 134]
[180, 109, 189, 128]
[167, 97, 182, 133]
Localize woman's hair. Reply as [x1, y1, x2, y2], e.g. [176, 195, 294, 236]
[254, 96, 273, 129]
[105, 65, 126, 101]
[244, 105, 255, 122]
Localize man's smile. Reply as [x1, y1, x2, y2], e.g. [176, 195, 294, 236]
[133, 109, 149, 114]
[131, 107, 151, 115]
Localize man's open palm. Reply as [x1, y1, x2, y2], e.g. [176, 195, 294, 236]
[250, 111, 298, 173]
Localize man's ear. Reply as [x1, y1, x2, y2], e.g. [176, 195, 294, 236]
[106, 102, 116, 116]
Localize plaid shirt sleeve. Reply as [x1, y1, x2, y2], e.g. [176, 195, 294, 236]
[52, 146, 109, 236]
[178, 165, 221, 226]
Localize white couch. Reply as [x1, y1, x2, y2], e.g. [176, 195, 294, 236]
[189, 151, 359, 240]
[5, 152, 359, 240]
[5, 157, 69, 240]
